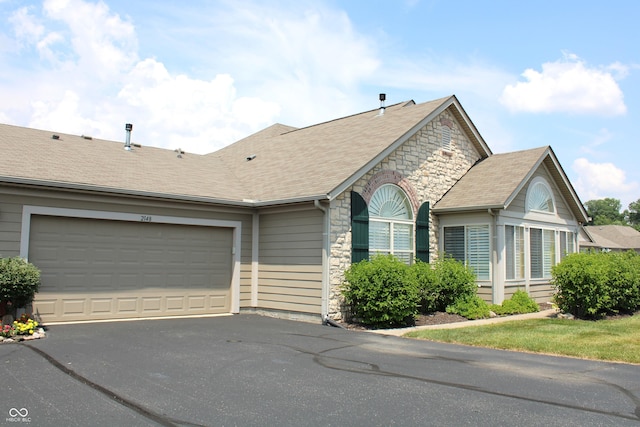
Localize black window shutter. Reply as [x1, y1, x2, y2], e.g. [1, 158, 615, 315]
[416, 201, 430, 263]
[351, 191, 369, 263]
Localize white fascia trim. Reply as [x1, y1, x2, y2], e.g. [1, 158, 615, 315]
[432, 204, 505, 214]
[251, 194, 330, 207]
[20, 205, 243, 313]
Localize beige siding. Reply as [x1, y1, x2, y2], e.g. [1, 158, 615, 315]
[504, 285, 528, 300]
[0, 185, 255, 316]
[0, 197, 22, 256]
[258, 209, 323, 314]
[477, 286, 492, 303]
[529, 282, 555, 303]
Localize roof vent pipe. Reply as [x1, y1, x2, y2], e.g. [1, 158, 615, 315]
[378, 93, 386, 116]
[124, 123, 133, 151]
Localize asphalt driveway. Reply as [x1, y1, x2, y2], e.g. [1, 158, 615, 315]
[2, 314, 640, 426]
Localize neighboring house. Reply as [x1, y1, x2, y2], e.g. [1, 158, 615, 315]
[0, 95, 588, 324]
[580, 225, 640, 253]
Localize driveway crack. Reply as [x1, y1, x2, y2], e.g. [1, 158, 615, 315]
[23, 343, 203, 427]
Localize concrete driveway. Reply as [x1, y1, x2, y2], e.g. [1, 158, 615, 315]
[2, 314, 639, 426]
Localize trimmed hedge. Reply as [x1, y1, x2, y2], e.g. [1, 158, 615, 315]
[342, 255, 419, 328]
[414, 257, 477, 314]
[342, 255, 477, 327]
[552, 251, 640, 319]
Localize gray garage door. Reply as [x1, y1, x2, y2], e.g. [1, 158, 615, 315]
[29, 215, 233, 323]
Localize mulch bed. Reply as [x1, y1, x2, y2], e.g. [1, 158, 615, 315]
[341, 302, 556, 331]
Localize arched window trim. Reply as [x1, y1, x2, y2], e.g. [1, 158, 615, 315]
[369, 184, 414, 263]
[525, 177, 556, 214]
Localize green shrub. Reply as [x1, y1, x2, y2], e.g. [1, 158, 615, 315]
[420, 256, 477, 313]
[552, 251, 640, 319]
[342, 255, 419, 328]
[411, 260, 437, 313]
[0, 257, 41, 309]
[605, 251, 640, 313]
[552, 252, 609, 318]
[446, 294, 491, 320]
[491, 290, 539, 315]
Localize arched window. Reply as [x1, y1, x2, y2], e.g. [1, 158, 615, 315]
[369, 184, 414, 263]
[526, 178, 555, 213]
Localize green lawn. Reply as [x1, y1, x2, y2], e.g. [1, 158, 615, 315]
[404, 316, 640, 364]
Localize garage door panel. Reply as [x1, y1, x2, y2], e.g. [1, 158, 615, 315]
[29, 215, 233, 322]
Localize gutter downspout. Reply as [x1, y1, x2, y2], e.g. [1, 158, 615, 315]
[251, 211, 259, 307]
[488, 208, 500, 304]
[314, 199, 330, 323]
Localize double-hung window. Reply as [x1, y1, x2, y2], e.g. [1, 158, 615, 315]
[443, 225, 490, 280]
[369, 184, 414, 264]
[530, 228, 556, 279]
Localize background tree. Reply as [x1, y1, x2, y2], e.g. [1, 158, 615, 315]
[625, 199, 640, 231]
[584, 198, 624, 226]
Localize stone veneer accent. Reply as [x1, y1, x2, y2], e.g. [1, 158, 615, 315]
[327, 108, 483, 320]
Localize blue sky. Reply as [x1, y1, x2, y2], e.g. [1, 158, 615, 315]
[1, 0, 639, 208]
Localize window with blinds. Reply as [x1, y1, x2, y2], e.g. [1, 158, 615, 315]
[369, 184, 414, 264]
[543, 229, 556, 277]
[505, 225, 525, 280]
[444, 225, 490, 280]
[560, 231, 575, 259]
[530, 227, 556, 279]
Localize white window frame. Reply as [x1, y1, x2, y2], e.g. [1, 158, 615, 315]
[443, 224, 490, 280]
[529, 227, 556, 279]
[559, 230, 576, 260]
[368, 184, 414, 263]
[505, 225, 525, 280]
[526, 177, 556, 214]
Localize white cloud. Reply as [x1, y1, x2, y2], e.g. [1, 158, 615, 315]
[41, 0, 138, 77]
[116, 59, 280, 153]
[197, 3, 381, 125]
[572, 158, 638, 206]
[1, 0, 382, 153]
[501, 53, 627, 116]
[9, 7, 45, 46]
[29, 89, 110, 136]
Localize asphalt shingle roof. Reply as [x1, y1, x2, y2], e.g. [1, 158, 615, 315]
[0, 123, 250, 204]
[212, 97, 476, 203]
[0, 96, 498, 207]
[433, 146, 549, 211]
[583, 225, 640, 250]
